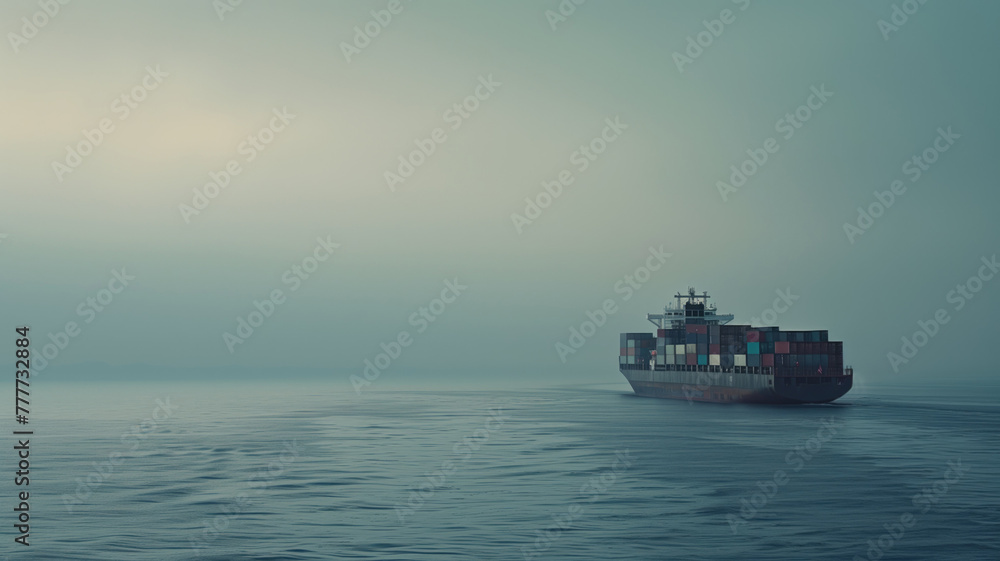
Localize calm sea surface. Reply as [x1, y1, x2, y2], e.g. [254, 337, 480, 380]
[5, 382, 998, 560]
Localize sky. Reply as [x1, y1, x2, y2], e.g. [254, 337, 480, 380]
[1, 0, 998, 389]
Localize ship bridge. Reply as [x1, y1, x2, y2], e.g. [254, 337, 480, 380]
[647, 287, 734, 329]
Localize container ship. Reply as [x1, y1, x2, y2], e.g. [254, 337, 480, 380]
[620, 289, 852, 404]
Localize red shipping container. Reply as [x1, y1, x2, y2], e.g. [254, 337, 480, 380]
[627, 348, 635, 356]
[763, 354, 774, 367]
[775, 341, 790, 354]
[621, 347, 628, 356]
[687, 353, 697, 365]
[657, 329, 667, 337]
[746, 331, 760, 342]
[710, 344, 720, 354]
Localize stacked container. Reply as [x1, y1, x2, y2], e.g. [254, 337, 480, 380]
[623, 323, 843, 379]
[620, 333, 656, 369]
[769, 331, 841, 377]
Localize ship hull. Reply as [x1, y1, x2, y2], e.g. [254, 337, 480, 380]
[621, 369, 851, 404]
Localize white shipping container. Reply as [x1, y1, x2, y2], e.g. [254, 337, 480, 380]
[710, 354, 720, 366]
[686, 343, 697, 354]
[735, 355, 746, 367]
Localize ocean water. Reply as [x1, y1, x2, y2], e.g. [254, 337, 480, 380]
[5, 382, 998, 560]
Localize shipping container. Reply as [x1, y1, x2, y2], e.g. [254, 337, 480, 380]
[734, 355, 747, 367]
[697, 354, 708, 366]
[775, 341, 790, 354]
[748, 342, 760, 354]
[686, 343, 697, 354]
[709, 354, 721, 366]
[747, 331, 760, 342]
[710, 344, 720, 354]
[762, 353, 774, 367]
[747, 354, 761, 367]
[697, 343, 708, 355]
[687, 353, 697, 365]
